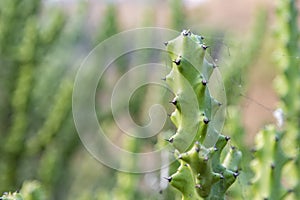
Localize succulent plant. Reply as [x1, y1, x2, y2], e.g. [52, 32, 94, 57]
[164, 30, 242, 199]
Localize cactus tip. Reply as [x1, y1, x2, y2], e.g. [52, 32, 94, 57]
[270, 163, 275, 170]
[170, 99, 178, 106]
[182, 29, 191, 36]
[225, 136, 231, 141]
[173, 56, 182, 65]
[233, 172, 240, 178]
[202, 44, 209, 50]
[203, 117, 210, 124]
[164, 177, 172, 182]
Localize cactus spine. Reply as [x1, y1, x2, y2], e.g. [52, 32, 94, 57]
[164, 30, 242, 199]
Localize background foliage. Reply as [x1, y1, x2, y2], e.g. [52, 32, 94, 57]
[0, 0, 299, 199]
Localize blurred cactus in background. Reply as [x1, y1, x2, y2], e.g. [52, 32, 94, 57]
[0, 0, 81, 198]
[170, 0, 186, 30]
[274, 0, 300, 197]
[274, 0, 300, 167]
[1, 0, 300, 199]
[250, 125, 293, 199]
[249, 0, 300, 199]
[0, 180, 46, 200]
[220, 9, 268, 198]
[95, 3, 119, 44]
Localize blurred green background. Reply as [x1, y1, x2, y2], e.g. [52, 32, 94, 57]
[0, 0, 299, 199]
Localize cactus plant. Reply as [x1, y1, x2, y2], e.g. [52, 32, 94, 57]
[0, 0, 83, 197]
[163, 30, 242, 199]
[250, 125, 293, 200]
[273, 0, 300, 198]
[0, 180, 46, 200]
[249, 1, 300, 199]
[170, 0, 186, 30]
[0, 192, 23, 200]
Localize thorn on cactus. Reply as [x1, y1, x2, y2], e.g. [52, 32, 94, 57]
[170, 99, 178, 106]
[271, 163, 275, 170]
[203, 117, 210, 124]
[202, 44, 209, 50]
[173, 56, 181, 65]
[182, 29, 191, 36]
[202, 78, 207, 86]
[164, 41, 168, 46]
[164, 177, 172, 182]
[168, 137, 174, 143]
[225, 136, 231, 141]
[233, 172, 240, 178]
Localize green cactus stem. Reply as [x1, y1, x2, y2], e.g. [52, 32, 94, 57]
[274, 0, 300, 197]
[164, 30, 242, 200]
[250, 125, 293, 200]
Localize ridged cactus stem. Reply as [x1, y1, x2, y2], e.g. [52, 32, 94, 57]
[275, 0, 300, 197]
[1, 18, 38, 189]
[26, 80, 73, 155]
[250, 125, 293, 200]
[164, 30, 241, 200]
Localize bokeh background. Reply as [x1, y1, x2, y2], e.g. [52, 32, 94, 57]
[0, 0, 299, 199]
